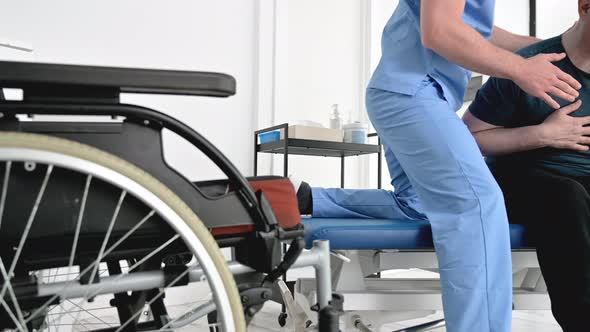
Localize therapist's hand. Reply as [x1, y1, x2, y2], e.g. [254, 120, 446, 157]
[539, 100, 590, 151]
[512, 53, 582, 109]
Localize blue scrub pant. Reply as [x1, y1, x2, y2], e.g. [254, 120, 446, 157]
[313, 78, 512, 332]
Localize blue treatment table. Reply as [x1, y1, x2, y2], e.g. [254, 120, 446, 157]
[303, 218, 532, 250]
[291, 218, 545, 330]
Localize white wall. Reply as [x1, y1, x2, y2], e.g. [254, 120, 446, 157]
[278, 0, 363, 125]
[537, 2, 580, 38]
[369, 0, 399, 76]
[495, 0, 530, 36]
[271, 0, 367, 188]
[0, 0, 258, 181]
[496, 0, 580, 39]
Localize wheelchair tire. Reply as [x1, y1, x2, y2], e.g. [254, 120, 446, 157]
[0, 132, 246, 332]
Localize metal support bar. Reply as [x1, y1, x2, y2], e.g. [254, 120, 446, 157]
[254, 123, 291, 177]
[37, 240, 333, 311]
[377, 136, 382, 189]
[529, 0, 537, 37]
[254, 132, 258, 176]
[312, 240, 332, 309]
[368, 133, 382, 189]
[340, 156, 345, 188]
[283, 125, 289, 177]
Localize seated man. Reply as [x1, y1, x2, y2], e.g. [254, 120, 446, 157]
[461, 6, 590, 330]
[296, 1, 589, 330]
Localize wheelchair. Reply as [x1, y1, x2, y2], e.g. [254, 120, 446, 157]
[0, 61, 340, 332]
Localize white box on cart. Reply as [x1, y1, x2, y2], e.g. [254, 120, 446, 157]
[280, 125, 344, 142]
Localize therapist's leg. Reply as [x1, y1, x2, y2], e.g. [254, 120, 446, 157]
[310, 145, 427, 220]
[366, 82, 512, 332]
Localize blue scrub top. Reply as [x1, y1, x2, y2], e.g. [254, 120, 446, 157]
[368, 0, 495, 110]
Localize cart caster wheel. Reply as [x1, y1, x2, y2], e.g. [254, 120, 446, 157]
[278, 312, 288, 327]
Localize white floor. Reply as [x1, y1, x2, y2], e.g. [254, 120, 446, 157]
[248, 303, 562, 332]
[247, 267, 563, 332]
[39, 266, 562, 331]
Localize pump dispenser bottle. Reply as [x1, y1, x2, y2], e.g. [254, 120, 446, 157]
[329, 104, 342, 130]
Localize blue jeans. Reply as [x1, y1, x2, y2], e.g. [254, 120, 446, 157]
[313, 78, 512, 332]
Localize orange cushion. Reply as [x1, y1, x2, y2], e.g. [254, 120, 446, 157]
[249, 177, 302, 230]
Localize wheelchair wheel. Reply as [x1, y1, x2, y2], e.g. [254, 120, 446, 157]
[0, 132, 245, 331]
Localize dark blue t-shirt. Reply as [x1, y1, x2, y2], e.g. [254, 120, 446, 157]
[469, 35, 590, 176]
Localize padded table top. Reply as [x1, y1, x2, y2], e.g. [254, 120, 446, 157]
[303, 218, 532, 250]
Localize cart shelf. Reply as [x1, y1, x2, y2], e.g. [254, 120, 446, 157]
[257, 138, 380, 158]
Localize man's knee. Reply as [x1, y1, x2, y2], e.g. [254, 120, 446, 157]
[533, 177, 590, 233]
[542, 178, 590, 222]
[551, 178, 587, 203]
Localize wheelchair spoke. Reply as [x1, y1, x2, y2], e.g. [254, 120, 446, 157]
[50, 268, 60, 285]
[4, 287, 27, 332]
[0, 165, 52, 300]
[47, 305, 115, 315]
[0, 161, 11, 230]
[46, 233, 182, 327]
[55, 303, 92, 331]
[0, 262, 26, 332]
[127, 234, 180, 274]
[0, 298, 26, 332]
[84, 233, 182, 300]
[0, 259, 29, 332]
[97, 210, 156, 266]
[159, 299, 216, 330]
[49, 302, 64, 332]
[66, 299, 113, 327]
[25, 210, 156, 324]
[115, 268, 191, 332]
[72, 190, 126, 327]
[85, 233, 181, 300]
[69, 175, 92, 269]
[87, 190, 127, 286]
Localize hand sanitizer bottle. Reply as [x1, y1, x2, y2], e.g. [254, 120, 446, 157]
[329, 104, 342, 130]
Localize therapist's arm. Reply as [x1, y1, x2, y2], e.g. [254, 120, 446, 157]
[462, 101, 590, 156]
[490, 26, 540, 52]
[421, 0, 581, 109]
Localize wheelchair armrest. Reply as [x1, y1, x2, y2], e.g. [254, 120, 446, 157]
[0, 61, 236, 99]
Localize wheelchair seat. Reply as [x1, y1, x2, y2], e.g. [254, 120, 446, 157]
[302, 218, 532, 250]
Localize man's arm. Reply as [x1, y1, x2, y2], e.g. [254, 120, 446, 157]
[490, 26, 540, 52]
[463, 100, 590, 156]
[421, 0, 581, 109]
[462, 110, 546, 155]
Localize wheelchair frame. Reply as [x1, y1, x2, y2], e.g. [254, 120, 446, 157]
[0, 61, 341, 331]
